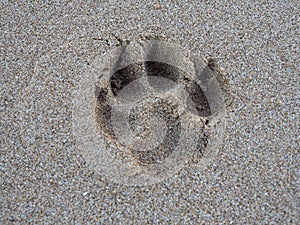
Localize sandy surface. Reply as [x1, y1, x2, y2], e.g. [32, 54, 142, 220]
[1, 1, 299, 224]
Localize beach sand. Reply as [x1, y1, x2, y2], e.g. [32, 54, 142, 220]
[1, 1, 299, 224]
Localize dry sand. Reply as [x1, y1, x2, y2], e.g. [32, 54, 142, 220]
[1, 1, 299, 224]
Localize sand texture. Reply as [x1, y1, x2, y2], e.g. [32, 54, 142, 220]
[1, 1, 299, 224]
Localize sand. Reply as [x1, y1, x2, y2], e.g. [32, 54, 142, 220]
[1, 1, 299, 224]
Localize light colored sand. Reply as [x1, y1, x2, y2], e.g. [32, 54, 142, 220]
[1, 1, 299, 224]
